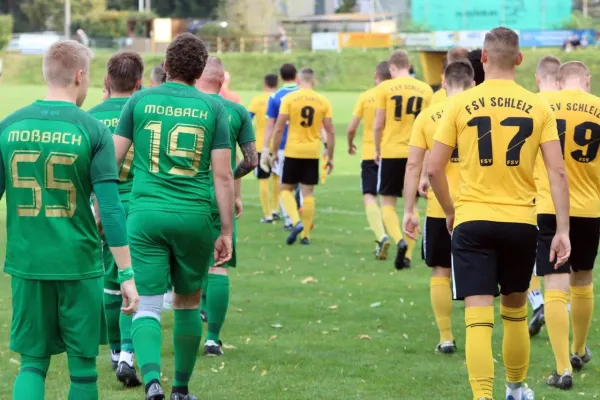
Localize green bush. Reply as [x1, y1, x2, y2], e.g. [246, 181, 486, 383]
[2, 47, 600, 95]
[73, 11, 155, 38]
[0, 14, 14, 50]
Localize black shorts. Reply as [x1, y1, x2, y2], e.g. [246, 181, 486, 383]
[281, 157, 319, 186]
[361, 160, 378, 195]
[422, 217, 451, 268]
[378, 158, 407, 197]
[451, 221, 538, 300]
[255, 152, 271, 179]
[535, 214, 600, 276]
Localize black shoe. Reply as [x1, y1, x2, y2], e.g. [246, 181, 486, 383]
[260, 217, 273, 223]
[394, 240, 408, 270]
[528, 305, 545, 337]
[283, 223, 293, 232]
[146, 381, 165, 400]
[571, 347, 592, 371]
[200, 310, 207, 323]
[204, 340, 224, 356]
[116, 361, 143, 387]
[286, 223, 304, 245]
[300, 237, 310, 245]
[403, 257, 411, 269]
[171, 393, 198, 400]
[272, 212, 281, 221]
[435, 341, 457, 354]
[110, 350, 119, 371]
[546, 371, 573, 390]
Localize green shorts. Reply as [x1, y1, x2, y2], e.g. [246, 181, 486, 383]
[10, 276, 106, 358]
[128, 210, 213, 296]
[210, 212, 237, 268]
[103, 200, 130, 291]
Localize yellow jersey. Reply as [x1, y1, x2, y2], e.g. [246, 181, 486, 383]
[409, 100, 460, 218]
[279, 88, 332, 159]
[377, 76, 433, 158]
[247, 92, 271, 149]
[434, 79, 559, 227]
[352, 87, 378, 160]
[431, 88, 447, 105]
[534, 89, 600, 217]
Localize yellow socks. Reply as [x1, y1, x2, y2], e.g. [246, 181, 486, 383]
[259, 179, 271, 219]
[430, 276, 453, 343]
[570, 284, 594, 355]
[365, 203, 385, 240]
[280, 190, 300, 226]
[271, 175, 280, 215]
[381, 205, 403, 244]
[465, 306, 494, 399]
[545, 290, 571, 374]
[300, 197, 315, 239]
[501, 304, 530, 384]
[405, 209, 420, 260]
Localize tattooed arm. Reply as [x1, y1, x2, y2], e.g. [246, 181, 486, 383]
[233, 141, 258, 179]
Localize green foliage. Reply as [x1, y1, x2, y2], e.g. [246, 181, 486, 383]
[0, 14, 14, 50]
[558, 10, 600, 30]
[154, 0, 219, 18]
[21, 0, 106, 31]
[399, 20, 432, 33]
[73, 10, 155, 38]
[335, 0, 357, 13]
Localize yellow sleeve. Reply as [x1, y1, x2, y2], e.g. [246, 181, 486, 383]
[352, 96, 364, 118]
[325, 99, 333, 118]
[433, 100, 458, 148]
[377, 84, 386, 110]
[409, 112, 428, 149]
[540, 104, 559, 144]
[247, 97, 258, 114]
[279, 96, 290, 116]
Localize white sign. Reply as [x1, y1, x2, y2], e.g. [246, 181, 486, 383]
[311, 33, 340, 51]
[398, 32, 434, 47]
[457, 30, 487, 47]
[433, 31, 456, 48]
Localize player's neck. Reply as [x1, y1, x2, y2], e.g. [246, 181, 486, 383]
[537, 85, 560, 92]
[109, 90, 133, 99]
[483, 67, 515, 81]
[282, 80, 297, 86]
[391, 70, 410, 79]
[298, 83, 313, 90]
[44, 87, 77, 104]
[195, 81, 220, 94]
[167, 78, 194, 87]
[446, 87, 463, 97]
[560, 81, 586, 92]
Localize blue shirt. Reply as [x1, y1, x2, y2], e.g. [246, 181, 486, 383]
[266, 83, 299, 150]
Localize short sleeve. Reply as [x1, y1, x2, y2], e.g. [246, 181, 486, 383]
[409, 112, 428, 149]
[376, 84, 386, 110]
[540, 104, 559, 144]
[433, 100, 459, 148]
[211, 102, 233, 150]
[114, 95, 135, 140]
[266, 95, 279, 119]
[279, 96, 291, 116]
[237, 108, 256, 145]
[90, 125, 119, 184]
[352, 96, 364, 118]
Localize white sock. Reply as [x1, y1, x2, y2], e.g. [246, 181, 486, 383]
[506, 383, 523, 400]
[111, 350, 120, 362]
[527, 290, 544, 310]
[567, 303, 571, 313]
[118, 351, 134, 367]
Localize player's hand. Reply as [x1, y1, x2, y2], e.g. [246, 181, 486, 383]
[271, 154, 279, 170]
[325, 159, 334, 175]
[259, 152, 271, 173]
[418, 178, 430, 197]
[348, 142, 357, 155]
[235, 198, 243, 219]
[445, 213, 455, 235]
[403, 213, 421, 241]
[550, 232, 571, 268]
[120, 279, 139, 315]
[213, 234, 233, 266]
[374, 151, 381, 165]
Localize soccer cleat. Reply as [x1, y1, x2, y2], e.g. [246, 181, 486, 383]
[283, 223, 293, 232]
[375, 235, 391, 260]
[272, 212, 281, 221]
[200, 310, 207, 323]
[403, 257, 411, 269]
[570, 347, 592, 371]
[286, 222, 304, 245]
[300, 237, 310, 245]
[506, 384, 535, 400]
[260, 217, 273, 223]
[394, 240, 408, 270]
[116, 361, 142, 387]
[435, 340, 457, 354]
[146, 381, 165, 400]
[528, 305, 545, 337]
[171, 393, 198, 400]
[110, 350, 120, 371]
[204, 340, 224, 356]
[546, 370, 573, 390]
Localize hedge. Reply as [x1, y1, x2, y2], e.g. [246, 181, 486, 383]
[0, 14, 13, 50]
[2, 47, 600, 95]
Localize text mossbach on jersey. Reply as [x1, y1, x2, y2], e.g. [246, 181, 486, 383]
[464, 97, 534, 115]
[8, 130, 82, 146]
[144, 104, 210, 119]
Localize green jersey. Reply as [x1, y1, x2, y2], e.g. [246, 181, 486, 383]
[114, 82, 231, 214]
[88, 97, 134, 202]
[0, 100, 119, 280]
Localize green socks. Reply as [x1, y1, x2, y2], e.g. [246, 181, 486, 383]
[104, 292, 122, 352]
[173, 309, 202, 391]
[206, 273, 230, 342]
[13, 354, 50, 399]
[67, 355, 98, 400]
[120, 312, 134, 353]
[132, 317, 162, 385]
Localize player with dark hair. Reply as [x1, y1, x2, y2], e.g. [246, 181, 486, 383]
[113, 33, 234, 400]
[347, 61, 392, 259]
[467, 49, 485, 85]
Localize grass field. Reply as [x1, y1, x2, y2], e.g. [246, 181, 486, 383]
[0, 84, 598, 400]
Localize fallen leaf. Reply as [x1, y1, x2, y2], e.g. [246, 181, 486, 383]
[261, 370, 268, 376]
[402, 333, 408, 339]
[245, 337, 251, 345]
[301, 276, 318, 284]
[370, 302, 382, 308]
[162, 377, 169, 382]
[219, 362, 225, 370]
[358, 334, 372, 340]
[236, 308, 244, 312]
[316, 320, 322, 324]
[253, 271, 265, 275]
[9, 358, 19, 365]
[211, 368, 219, 373]
[332, 327, 340, 331]
[251, 365, 257, 371]
[269, 335, 277, 341]
[271, 323, 283, 329]
[222, 343, 236, 350]
[322, 331, 330, 335]
[328, 304, 338, 310]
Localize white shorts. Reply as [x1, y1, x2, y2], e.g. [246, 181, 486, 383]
[274, 149, 285, 176]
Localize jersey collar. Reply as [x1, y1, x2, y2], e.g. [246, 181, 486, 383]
[34, 100, 77, 107]
[282, 83, 298, 88]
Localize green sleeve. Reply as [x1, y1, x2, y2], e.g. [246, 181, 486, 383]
[237, 107, 256, 145]
[93, 181, 127, 247]
[0, 149, 5, 200]
[114, 96, 135, 140]
[212, 102, 232, 150]
[90, 125, 119, 184]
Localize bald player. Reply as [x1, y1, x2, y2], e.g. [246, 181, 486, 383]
[429, 27, 570, 400]
[527, 55, 562, 338]
[431, 46, 470, 105]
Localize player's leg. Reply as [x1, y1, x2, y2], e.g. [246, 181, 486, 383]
[498, 223, 538, 399]
[271, 173, 281, 220]
[535, 214, 572, 389]
[452, 221, 498, 400]
[299, 184, 315, 244]
[256, 152, 273, 223]
[424, 217, 455, 353]
[102, 239, 123, 370]
[10, 278, 60, 399]
[127, 211, 171, 399]
[569, 217, 599, 372]
[378, 158, 408, 269]
[527, 274, 545, 337]
[400, 158, 418, 267]
[280, 157, 303, 242]
[361, 160, 388, 259]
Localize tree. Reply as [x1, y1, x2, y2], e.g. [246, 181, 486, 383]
[152, 0, 219, 18]
[21, 0, 106, 31]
